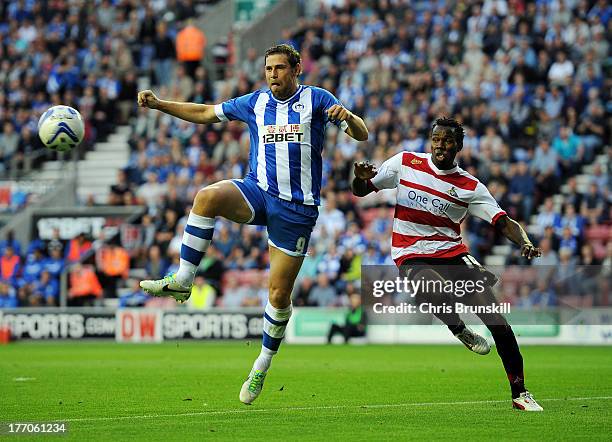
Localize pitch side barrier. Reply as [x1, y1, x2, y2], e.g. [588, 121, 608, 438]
[284, 307, 612, 345]
[0, 307, 611, 345]
[0, 308, 265, 342]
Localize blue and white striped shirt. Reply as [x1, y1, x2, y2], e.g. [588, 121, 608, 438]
[214, 85, 347, 206]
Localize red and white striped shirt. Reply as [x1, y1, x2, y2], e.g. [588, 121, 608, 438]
[369, 152, 506, 265]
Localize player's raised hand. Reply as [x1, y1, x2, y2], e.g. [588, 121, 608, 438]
[326, 104, 353, 122]
[137, 90, 161, 109]
[354, 161, 377, 180]
[520, 242, 541, 259]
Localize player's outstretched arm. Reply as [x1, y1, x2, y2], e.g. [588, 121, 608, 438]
[495, 215, 542, 259]
[327, 105, 368, 141]
[137, 90, 220, 125]
[351, 161, 377, 197]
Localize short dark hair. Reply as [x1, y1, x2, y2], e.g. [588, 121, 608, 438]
[264, 44, 301, 68]
[432, 117, 464, 150]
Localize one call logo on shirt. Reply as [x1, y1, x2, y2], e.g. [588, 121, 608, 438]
[405, 190, 452, 215]
[262, 124, 305, 143]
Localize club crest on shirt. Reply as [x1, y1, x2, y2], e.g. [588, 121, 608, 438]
[292, 102, 306, 112]
[447, 186, 458, 198]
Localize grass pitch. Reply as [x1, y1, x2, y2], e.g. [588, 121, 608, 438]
[1, 342, 611, 441]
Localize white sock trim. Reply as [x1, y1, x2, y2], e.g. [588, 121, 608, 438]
[187, 212, 215, 229]
[265, 302, 292, 321]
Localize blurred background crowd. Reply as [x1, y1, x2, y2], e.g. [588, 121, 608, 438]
[0, 0, 610, 310]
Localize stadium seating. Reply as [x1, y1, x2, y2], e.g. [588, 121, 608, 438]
[1, 0, 609, 308]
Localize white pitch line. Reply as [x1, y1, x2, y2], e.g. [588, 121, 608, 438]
[62, 396, 612, 423]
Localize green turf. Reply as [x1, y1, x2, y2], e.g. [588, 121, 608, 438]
[1, 342, 611, 441]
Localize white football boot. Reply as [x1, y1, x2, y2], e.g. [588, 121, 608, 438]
[139, 274, 191, 303]
[239, 369, 267, 405]
[454, 327, 491, 355]
[512, 391, 544, 411]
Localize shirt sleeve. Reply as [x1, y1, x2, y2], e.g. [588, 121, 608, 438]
[315, 87, 349, 131]
[369, 152, 403, 191]
[214, 92, 255, 123]
[468, 182, 507, 225]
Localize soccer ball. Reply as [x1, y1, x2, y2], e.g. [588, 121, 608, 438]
[38, 105, 85, 152]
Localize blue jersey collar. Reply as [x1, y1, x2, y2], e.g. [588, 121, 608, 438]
[268, 85, 303, 104]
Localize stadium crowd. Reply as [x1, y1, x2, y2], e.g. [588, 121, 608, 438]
[0, 0, 211, 306]
[0, 0, 610, 309]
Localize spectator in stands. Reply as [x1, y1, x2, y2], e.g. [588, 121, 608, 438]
[515, 284, 537, 309]
[564, 177, 584, 213]
[119, 279, 151, 308]
[531, 138, 559, 197]
[528, 280, 557, 309]
[535, 198, 561, 237]
[21, 247, 45, 284]
[576, 103, 606, 162]
[109, 170, 132, 205]
[45, 228, 65, 257]
[96, 240, 130, 299]
[579, 244, 602, 298]
[214, 225, 237, 257]
[137, 171, 167, 212]
[166, 255, 181, 277]
[31, 270, 58, 306]
[552, 126, 583, 175]
[0, 245, 20, 283]
[68, 263, 102, 306]
[221, 278, 252, 308]
[212, 130, 241, 165]
[559, 227, 578, 256]
[186, 275, 216, 309]
[154, 21, 176, 87]
[240, 279, 263, 307]
[175, 19, 206, 79]
[589, 163, 608, 195]
[0, 280, 17, 308]
[0, 230, 21, 256]
[327, 293, 366, 344]
[44, 245, 65, 280]
[293, 276, 314, 307]
[317, 194, 347, 238]
[241, 47, 263, 85]
[65, 232, 92, 263]
[559, 203, 586, 239]
[508, 161, 535, 222]
[532, 237, 558, 281]
[554, 247, 579, 296]
[338, 248, 361, 290]
[548, 51, 574, 86]
[0, 121, 19, 174]
[582, 182, 605, 224]
[309, 273, 338, 307]
[145, 244, 168, 280]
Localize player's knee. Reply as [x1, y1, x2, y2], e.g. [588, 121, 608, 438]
[195, 187, 222, 211]
[268, 285, 292, 309]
